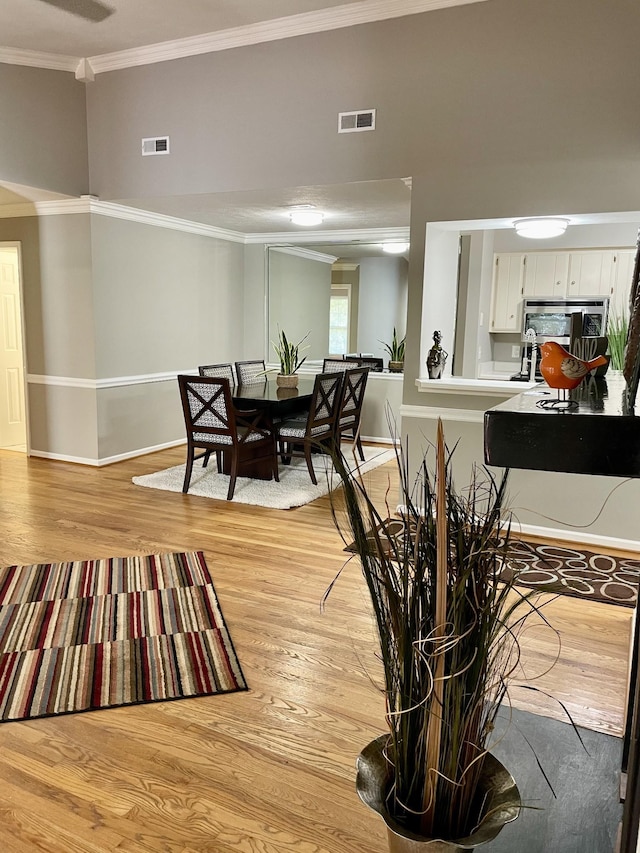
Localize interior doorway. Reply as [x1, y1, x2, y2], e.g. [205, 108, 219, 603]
[0, 244, 28, 453]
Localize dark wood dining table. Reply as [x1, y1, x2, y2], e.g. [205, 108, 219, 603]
[232, 377, 315, 417]
[226, 377, 316, 479]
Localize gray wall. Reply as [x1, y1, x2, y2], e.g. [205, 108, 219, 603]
[85, 0, 640, 201]
[0, 64, 88, 195]
[268, 250, 331, 362]
[357, 256, 408, 361]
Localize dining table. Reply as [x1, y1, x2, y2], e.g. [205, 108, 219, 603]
[224, 377, 316, 480]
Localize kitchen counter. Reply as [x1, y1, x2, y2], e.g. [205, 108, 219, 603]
[416, 375, 539, 397]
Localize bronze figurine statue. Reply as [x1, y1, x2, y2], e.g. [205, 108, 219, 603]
[426, 330, 448, 379]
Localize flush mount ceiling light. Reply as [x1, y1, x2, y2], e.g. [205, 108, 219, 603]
[514, 217, 569, 239]
[288, 205, 324, 226]
[381, 241, 409, 254]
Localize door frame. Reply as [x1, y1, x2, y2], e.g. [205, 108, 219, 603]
[0, 241, 30, 455]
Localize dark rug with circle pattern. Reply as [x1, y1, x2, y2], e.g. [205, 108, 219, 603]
[500, 539, 640, 608]
[345, 517, 640, 608]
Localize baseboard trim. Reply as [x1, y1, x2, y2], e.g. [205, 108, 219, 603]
[30, 438, 186, 467]
[510, 522, 640, 554]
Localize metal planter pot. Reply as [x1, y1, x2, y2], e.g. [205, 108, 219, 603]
[356, 735, 521, 853]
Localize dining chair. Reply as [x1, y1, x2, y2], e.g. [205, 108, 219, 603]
[235, 360, 266, 384]
[345, 355, 384, 372]
[177, 375, 278, 500]
[198, 363, 236, 384]
[275, 371, 343, 485]
[335, 366, 369, 461]
[322, 358, 350, 373]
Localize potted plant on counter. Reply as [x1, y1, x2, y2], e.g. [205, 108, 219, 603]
[272, 329, 310, 388]
[326, 420, 557, 853]
[381, 327, 406, 372]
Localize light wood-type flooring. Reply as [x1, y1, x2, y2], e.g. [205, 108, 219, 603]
[0, 445, 632, 852]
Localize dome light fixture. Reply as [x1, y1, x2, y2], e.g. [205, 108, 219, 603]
[514, 217, 569, 239]
[288, 205, 324, 226]
[381, 241, 409, 254]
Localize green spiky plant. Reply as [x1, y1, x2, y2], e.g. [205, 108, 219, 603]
[327, 421, 557, 842]
[607, 309, 629, 371]
[272, 329, 310, 375]
[380, 327, 406, 363]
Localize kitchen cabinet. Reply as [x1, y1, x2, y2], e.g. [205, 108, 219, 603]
[566, 250, 615, 297]
[611, 249, 636, 318]
[490, 253, 525, 332]
[523, 252, 569, 298]
[522, 249, 615, 298]
[491, 249, 633, 334]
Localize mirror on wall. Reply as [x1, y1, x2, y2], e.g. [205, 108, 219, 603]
[266, 243, 409, 366]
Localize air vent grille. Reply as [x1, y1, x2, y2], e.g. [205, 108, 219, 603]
[338, 109, 376, 133]
[142, 136, 170, 156]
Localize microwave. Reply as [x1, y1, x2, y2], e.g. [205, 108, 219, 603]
[521, 297, 609, 345]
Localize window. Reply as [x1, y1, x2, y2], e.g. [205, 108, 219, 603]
[329, 286, 350, 354]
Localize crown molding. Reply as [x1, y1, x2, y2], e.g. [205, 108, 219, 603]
[269, 246, 338, 264]
[0, 197, 408, 246]
[0, 0, 486, 76]
[0, 46, 80, 73]
[246, 226, 410, 244]
[0, 197, 246, 241]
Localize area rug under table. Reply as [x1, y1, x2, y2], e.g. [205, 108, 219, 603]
[133, 444, 396, 510]
[0, 551, 247, 722]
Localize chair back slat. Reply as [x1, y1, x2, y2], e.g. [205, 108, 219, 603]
[198, 363, 235, 384]
[179, 376, 235, 438]
[339, 366, 369, 420]
[322, 358, 350, 373]
[307, 372, 343, 432]
[235, 360, 266, 384]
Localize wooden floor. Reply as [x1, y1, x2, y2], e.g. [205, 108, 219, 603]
[0, 445, 632, 852]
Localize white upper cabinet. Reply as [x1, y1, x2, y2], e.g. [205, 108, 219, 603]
[490, 253, 525, 332]
[566, 250, 615, 297]
[523, 252, 570, 298]
[611, 249, 636, 319]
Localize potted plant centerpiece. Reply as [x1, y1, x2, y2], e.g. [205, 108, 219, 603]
[272, 329, 310, 388]
[382, 328, 406, 372]
[327, 420, 553, 853]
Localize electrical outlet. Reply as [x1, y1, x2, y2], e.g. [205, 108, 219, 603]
[511, 345, 521, 358]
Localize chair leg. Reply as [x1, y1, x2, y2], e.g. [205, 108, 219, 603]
[182, 447, 194, 493]
[304, 444, 318, 485]
[227, 455, 238, 500]
[356, 435, 365, 462]
[203, 450, 212, 469]
[215, 450, 223, 471]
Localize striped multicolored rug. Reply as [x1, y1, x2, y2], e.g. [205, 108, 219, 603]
[0, 551, 247, 722]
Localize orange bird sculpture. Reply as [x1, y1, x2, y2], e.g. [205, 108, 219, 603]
[539, 341, 608, 391]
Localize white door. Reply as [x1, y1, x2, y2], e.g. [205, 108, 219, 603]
[0, 246, 27, 450]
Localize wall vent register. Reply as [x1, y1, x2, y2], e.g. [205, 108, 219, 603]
[141, 136, 170, 156]
[338, 109, 376, 133]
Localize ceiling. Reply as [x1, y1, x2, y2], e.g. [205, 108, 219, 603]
[0, 0, 484, 63]
[0, 1, 430, 243]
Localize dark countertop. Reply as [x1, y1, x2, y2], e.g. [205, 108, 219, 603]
[484, 374, 640, 478]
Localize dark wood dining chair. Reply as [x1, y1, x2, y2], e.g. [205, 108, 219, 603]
[177, 375, 278, 500]
[275, 371, 343, 485]
[235, 360, 266, 384]
[335, 366, 369, 461]
[345, 355, 384, 372]
[198, 363, 235, 384]
[322, 357, 350, 372]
